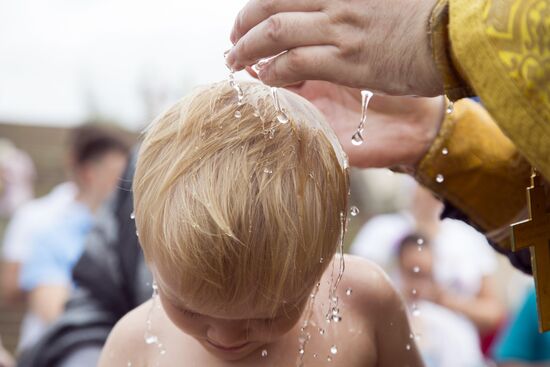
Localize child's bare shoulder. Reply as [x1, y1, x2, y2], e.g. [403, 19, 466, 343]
[340, 255, 402, 313]
[98, 300, 153, 366]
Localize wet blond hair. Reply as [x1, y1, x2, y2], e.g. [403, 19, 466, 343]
[134, 81, 349, 316]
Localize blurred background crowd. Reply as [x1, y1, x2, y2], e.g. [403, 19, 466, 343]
[0, 1, 547, 366]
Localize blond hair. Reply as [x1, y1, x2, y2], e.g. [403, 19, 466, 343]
[133, 81, 349, 315]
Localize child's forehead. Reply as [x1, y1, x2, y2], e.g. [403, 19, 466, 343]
[152, 264, 308, 319]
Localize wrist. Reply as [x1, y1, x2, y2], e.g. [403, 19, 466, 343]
[428, 0, 474, 99]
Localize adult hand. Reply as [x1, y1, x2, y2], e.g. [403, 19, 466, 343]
[228, 0, 443, 97]
[286, 81, 445, 170]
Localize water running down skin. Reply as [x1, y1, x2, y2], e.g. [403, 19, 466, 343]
[99, 256, 423, 367]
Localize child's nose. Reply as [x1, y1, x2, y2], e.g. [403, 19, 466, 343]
[206, 321, 248, 346]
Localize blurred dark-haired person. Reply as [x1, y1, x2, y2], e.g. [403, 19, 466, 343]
[397, 234, 485, 367]
[15, 125, 129, 352]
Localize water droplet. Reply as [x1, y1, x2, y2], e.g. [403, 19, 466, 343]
[413, 266, 420, 273]
[313, 353, 318, 358]
[130, 212, 135, 220]
[350, 90, 374, 146]
[330, 345, 338, 355]
[442, 147, 449, 155]
[319, 328, 326, 335]
[319, 257, 324, 263]
[412, 303, 421, 317]
[271, 87, 289, 124]
[234, 110, 242, 119]
[145, 334, 159, 345]
[406, 344, 411, 351]
[127, 363, 132, 367]
[346, 288, 353, 296]
[327, 355, 333, 362]
[160, 349, 167, 355]
[261, 349, 268, 358]
[446, 102, 454, 114]
[332, 315, 342, 322]
[410, 332, 415, 339]
[412, 288, 417, 295]
[416, 238, 424, 245]
[436, 174, 445, 183]
[135, 231, 139, 237]
[298, 347, 305, 355]
[276, 111, 289, 124]
[350, 206, 360, 217]
[417, 246, 423, 252]
[351, 131, 364, 146]
[263, 168, 273, 174]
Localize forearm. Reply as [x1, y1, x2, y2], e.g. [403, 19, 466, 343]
[29, 285, 69, 322]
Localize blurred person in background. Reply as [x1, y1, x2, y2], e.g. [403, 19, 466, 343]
[17, 152, 152, 367]
[492, 285, 550, 367]
[15, 125, 129, 352]
[398, 234, 485, 367]
[351, 184, 505, 346]
[0, 139, 35, 218]
[1, 182, 76, 306]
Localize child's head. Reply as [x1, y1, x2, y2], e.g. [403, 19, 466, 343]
[397, 233, 435, 302]
[133, 81, 349, 358]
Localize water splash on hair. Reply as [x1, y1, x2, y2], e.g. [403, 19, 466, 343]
[270, 87, 290, 124]
[144, 281, 167, 364]
[224, 49, 245, 116]
[351, 90, 374, 146]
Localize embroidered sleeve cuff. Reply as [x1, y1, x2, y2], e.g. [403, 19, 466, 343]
[415, 99, 531, 249]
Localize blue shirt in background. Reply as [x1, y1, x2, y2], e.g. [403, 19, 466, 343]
[492, 286, 550, 363]
[19, 201, 94, 291]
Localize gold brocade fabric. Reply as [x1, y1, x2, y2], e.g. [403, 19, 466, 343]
[416, 99, 531, 248]
[430, 0, 550, 181]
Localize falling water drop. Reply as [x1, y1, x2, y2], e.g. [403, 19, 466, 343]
[330, 345, 338, 355]
[436, 174, 445, 183]
[442, 147, 449, 156]
[350, 206, 360, 217]
[261, 349, 268, 358]
[417, 238, 424, 245]
[351, 131, 364, 146]
[351, 90, 374, 146]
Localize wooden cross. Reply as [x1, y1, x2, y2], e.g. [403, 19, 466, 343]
[512, 169, 550, 332]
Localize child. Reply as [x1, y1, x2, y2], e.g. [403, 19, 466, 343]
[99, 82, 423, 367]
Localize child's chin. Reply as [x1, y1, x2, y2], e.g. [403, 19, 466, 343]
[201, 340, 262, 361]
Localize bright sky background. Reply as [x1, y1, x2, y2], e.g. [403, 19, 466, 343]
[0, 0, 247, 130]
